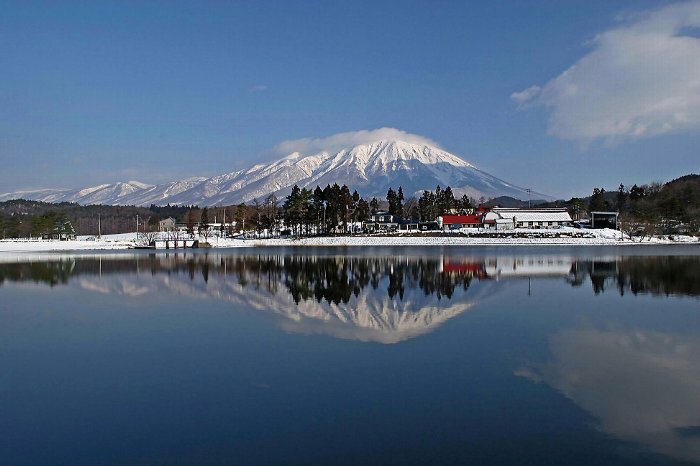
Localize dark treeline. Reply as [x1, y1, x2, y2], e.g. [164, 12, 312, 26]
[569, 256, 700, 298]
[544, 174, 700, 235]
[0, 200, 193, 238]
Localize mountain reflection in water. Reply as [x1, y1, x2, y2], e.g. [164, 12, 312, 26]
[2, 252, 699, 297]
[0, 252, 698, 344]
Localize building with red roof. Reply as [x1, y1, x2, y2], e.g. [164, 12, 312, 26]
[438, 214, 484, 230]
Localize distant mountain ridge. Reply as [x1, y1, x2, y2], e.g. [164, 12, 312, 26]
[0, 139, 545, 206]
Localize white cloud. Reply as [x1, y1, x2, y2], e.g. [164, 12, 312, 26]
[514, 1, 700, 141]
[510, 85, 541, 105]
[249, 84, 268, 93]
[273, 127, 440, 155]
[518, 327, 700, 463]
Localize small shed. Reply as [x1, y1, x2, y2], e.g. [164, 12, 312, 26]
[590, 211, 619, 229]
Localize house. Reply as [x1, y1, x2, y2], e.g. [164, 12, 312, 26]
[397, 220, 420, 232]
[158, 217, 177, 231]
[491, 207, 573, 229]
[366, 211, 400, 232]
[438, 214, 483, 230]
[370, 211, 397, 223]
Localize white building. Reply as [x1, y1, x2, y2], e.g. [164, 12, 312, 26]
[490, 208, 572, 229]
[158, 217, 177, 231]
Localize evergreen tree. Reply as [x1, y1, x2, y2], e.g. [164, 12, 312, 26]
[339, 185, 353, 232]
[589, 188, 606, 213]
[396, 186, 404, 217]
[283, 185, 303, 236]
[440, 186, 455, 214]
[313, 186, 324, 234]
[7, 216, 21, 238]
[356, 198, 370, 222]
[418, 190, 435, 221]
[235, 203, 247, 233]
[460, 194, 473, 211]
[386, 188, 397, 215]
[199, 207, 210, 240]
[617, 184, 627, 211]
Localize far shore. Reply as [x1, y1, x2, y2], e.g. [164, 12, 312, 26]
[0, 228, 697, 253]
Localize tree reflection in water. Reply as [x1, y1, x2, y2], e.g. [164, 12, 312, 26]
[1, 253, 699, 300]
[0, 254, 478, 303]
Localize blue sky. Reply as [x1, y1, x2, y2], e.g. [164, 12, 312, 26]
[2, 0, 699, 199]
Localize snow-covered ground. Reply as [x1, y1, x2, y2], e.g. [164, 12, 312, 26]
[219, 228, 699, 247]
[1, 228, 696, 253]
[0, 236, 134, 252]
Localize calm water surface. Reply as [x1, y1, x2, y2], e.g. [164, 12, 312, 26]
[1, 246, 699, 465]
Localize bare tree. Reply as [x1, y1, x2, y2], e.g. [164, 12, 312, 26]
[199, 207, 211, 242]
[137, 230, 159, 247]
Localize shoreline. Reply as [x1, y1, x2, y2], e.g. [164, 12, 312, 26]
[0, 228, 697, 253]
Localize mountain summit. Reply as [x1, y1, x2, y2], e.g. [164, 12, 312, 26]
[1, 138, 540, 206]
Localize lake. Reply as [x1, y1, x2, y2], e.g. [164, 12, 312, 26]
[1, 245, 699, 465]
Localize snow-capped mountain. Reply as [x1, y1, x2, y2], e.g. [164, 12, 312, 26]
[0, 139, 542, 206]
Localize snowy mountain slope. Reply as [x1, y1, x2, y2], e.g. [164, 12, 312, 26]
[0, 138, 545, 206]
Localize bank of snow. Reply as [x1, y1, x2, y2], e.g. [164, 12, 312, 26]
[0, 237, 134, 252]
[0, 228, 697, 253]
[214, 228, 699, 248]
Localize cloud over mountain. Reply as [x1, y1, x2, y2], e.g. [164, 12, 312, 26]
[273, 128, 440, 155]
[514, 1, 700, 142]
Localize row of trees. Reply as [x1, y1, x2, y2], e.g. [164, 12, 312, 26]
[166, 183, 478, 239]
[277, 184, 477, 237]
[0, 200, 194, 238]
[0, 212, 72, 239]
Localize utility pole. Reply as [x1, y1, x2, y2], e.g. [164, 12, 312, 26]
[98, 213, 101, 239]
[136, 214, 139, 235]
[526, 188, 532, 209]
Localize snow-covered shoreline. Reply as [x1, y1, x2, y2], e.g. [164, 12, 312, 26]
[0, 228, 697, 253]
